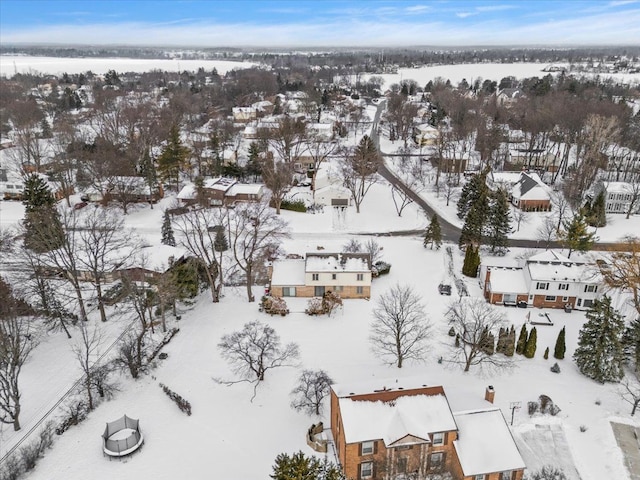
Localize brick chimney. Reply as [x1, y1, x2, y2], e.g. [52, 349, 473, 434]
[485, 385, 495, 404]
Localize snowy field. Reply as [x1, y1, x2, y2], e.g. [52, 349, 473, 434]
[0, 55, 257, 77]
[365, 63, 640, 89]
[1, 181, 638, 480]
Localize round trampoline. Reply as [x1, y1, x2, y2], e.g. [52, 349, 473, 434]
[102, 415, 144, 457]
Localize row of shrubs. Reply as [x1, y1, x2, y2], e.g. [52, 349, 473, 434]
[0, 421, 55, 480]
[159, 383, 192, 416]
[279, 199, 307, 212]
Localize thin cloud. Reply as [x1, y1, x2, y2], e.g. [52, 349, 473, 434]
[476, 5, 516, 12]
[456, 12, 477, 18]
[1, 8, 638, 47]
[609, 0, 638, 6]
[405, 5, 430, 12]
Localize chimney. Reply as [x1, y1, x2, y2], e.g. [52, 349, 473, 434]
[485, 385, 495, 404]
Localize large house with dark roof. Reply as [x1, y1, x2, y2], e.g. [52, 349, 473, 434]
[330, 378, 525, 480]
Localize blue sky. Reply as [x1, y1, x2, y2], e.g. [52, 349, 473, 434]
[1, 1, 639, 47]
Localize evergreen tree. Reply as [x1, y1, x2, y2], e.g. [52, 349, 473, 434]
[462, 244, 480, 277]
[214, 228, 229, 253]
[158, 125, 190, 191]
[459, 200, 487, 248]
[622, 318, 640, 373]
[456, 170, 489, 220]
[554, 326, 566, 360]
[516, 324, 528, 355]
[271, 451, 345, 480]
[496, 327, 506, 354]
[561, 213, 596, 258]
[161, 210, 176, 247]
[40, 118, 52, 139]
[486, 188, 512, 253]
[22, 174, 64, 253]
[505, 325, 516, 356]
[524, 327, 537, 358]
[573, 295, 625, 383]
[246, 142, 263, 182]
[544, 347, 549, 359]
[423, 215, 442, 250]
[588, 191, 607, 227]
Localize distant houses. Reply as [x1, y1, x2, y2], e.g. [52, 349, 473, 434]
[177, 177, 264, 207]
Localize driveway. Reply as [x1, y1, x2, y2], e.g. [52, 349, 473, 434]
[612, 422, 640, 480]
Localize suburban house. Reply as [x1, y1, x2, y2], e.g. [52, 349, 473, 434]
[479, 250, 603, 310]
[311, 163, 353, 207]
[119, 245, 187, 283]
[507, 148, 557, 172]
[330, 378, 526, 480]
[597, 181, 640, 215]
[269, 252, 371, 298]
[496, 88, 524, 106]
[509, 172, 551, 211]
[83, 176, 162, 204]
[413, 124, 440, 147]
[177, 177, 264, 206]
[232, 106, 257, 123]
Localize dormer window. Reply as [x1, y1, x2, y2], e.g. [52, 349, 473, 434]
[432, 432, 444, 445]
[361, 440, 374, 455]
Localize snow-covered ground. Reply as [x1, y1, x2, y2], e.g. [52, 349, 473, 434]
[365, 63, 640, 90]
[0, 55, 257, 77]
[1, 179, 638, 480]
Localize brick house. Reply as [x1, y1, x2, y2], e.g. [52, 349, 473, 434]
[330, 378, 525, 480]
[269, 252, 371, 299]
[177, 177, 264, 206]
[510, 172, 551, 211]
[480, 250, 602, 310]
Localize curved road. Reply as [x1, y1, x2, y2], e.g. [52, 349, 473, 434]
[370, 101, 633, 252]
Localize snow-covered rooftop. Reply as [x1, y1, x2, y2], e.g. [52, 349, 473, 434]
[135, 245, 187, 272]
[527, 262, 600, 283]
[226, 184, 263, 196]
[305, 253, 370, 272]
[453, 409, 526, 476]
[527, 250, 574, 264]
[604, 181, 636, 193]
[338, 394, 457, 445]
[270, 259, 306, 286]
[488, 268, 528, 294]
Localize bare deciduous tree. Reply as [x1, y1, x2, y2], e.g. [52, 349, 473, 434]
[260, 158, 294, 215]
[512, 207, 529, 232]
[72, 322, 105, 411]
[340, 136, 382, 214]
[260, 116, 306, 164]
[0, 278, 37, 431]
[290, 369, 333, 416]
[228, 200, 290, 302]
[599, 236, 640, 317]
[306, 133, 337, 199]
[537, 216, 558, 250]
[621, 373, 640, 416]
[173, 208, 225, 302]
[370, 284, 432, 368]
[218, 320, 300, 383]
[445, 297, 512, 372]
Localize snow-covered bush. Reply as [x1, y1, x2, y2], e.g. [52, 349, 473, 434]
[160, 383, 192, 416]
[524, 465, 567, 480]
[550, 362, 561, 373]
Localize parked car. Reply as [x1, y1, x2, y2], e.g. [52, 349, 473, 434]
[438, 283, 452, 295]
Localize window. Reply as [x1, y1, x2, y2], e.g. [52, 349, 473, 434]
[429, 452, 444, 471]
[500, 471, 513, 480]
[432, 432, 444, 446]
[545, 295, 556, 302]
[584, 299, 594, 308]
[584, 285, 597, 293]
[395, 445, 412, 451]
[361, 441, 374, 455]
[334, 286, 344, 292]
[332, 273, 337, 280]
[282, 287, 296, 297]
[357, 273, 364, 281]
[562, 296, 568, 302]
[360, 461, 373, 478]
[536, 282, 549, 290]
[312, 273, 319, 281]
[356, 286, 364, 294]
[474, 475, 486, 480]
[559, 283, 569, 290]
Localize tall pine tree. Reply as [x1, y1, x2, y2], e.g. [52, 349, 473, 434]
[516, 324, 528, 355]
[161, 210, 176, 247]
[158, 125, 190, 191]
[554, 326, 566, 360]
[486, 188, 512, 253]
[573, 295, 625, 383]
[423, 215, 442, 250]
[22, 174, 64, 253]
[524, 327, 537, 358]
[587, 191, 607, 228]
[462, 244, 480, 277]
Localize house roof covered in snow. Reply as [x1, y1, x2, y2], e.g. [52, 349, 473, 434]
[453, 409, 526, 476]
[134, 245, 187, 272]
[338, 394, 457, 445]
[488, 268, 528, 294]
[226, 183, 263, 196]
[527, 262, 600, 284]
[270, 259, 306, 286]
[527, 250, 574, 264]
[604, 181, 636, 193]
[305, 253, 371, 272]
[511, 172, 550, 201]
